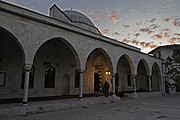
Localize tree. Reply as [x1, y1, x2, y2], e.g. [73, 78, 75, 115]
[163, 54, 180, 83]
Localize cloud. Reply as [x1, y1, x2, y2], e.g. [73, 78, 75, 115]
[164, 16, 180, 27]
[123, 24, 130, 28]
[161, 28, 170, 32]
[152, 34, 163, 40]
[150, 24, 160, 29]
[91, 16, 101, 22]
[122, 38, 131, 43]
[114, 32, 121, 36]
[164, 32, 171, 38]
[134, 33, 140, 39]
[174, 33, 180, 36]
[135, 22, 143, 25]
[147, 18, 156, 23]
[110, 10, 119, 24]
[139, 28, 153, 34]
[173, 17, 180, 27]
[138, 41, 157, 49]
[101, 29, 109, 35]
[132, 39, 139, 45]
[121, 38, 157, 49]
[168, 37, 180, 44]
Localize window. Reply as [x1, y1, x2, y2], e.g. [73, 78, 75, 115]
[21, 67, 34, 89]
[127, 73, 131, 86]
[44, 66, 55, 88]
[173, 49, 180, 56]
[158, 51, 161, 58]
[153, 53, 157, 57]
[75, 70, 80, 88]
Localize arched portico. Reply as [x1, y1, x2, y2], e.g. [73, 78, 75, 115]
[0, 27, 25, 99]
[136, 59, 150, 92]
[151, 62, 161, 91]
[33, 37, 80, 97]
[116, 54, 135, 93]
[84, 48, 113, 94]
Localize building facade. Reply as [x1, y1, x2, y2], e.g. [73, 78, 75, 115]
[149, 44, 180, 93]
[0, 1, 164, 103]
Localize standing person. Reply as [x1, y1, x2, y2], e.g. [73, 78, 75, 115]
[104, 81, 109, 97]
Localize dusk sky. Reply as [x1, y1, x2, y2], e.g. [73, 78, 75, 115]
[3, 0, 180, 53]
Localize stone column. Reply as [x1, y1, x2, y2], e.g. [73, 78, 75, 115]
[111, 73, 120, 102]
[22, 64, 32, 105]
[132, 74, 139, 98]
[148, 75, 152, 92]
[132, 74, 137, 93]
[79, 69, 84, 100]
[112, 73, 116, 97]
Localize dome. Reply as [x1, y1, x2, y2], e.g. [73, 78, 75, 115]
[63, 10, 95, 27]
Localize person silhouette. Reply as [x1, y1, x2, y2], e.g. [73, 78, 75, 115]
[104, 81, 109, 97]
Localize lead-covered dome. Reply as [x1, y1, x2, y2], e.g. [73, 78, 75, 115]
[49, 5, 100, 34]
[63, 10, 95, 27]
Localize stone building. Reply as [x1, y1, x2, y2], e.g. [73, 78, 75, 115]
[0, 1, 164, 104]
[149, 44, 180, 93]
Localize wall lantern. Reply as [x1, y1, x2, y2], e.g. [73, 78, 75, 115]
[106, 70, 111, 75]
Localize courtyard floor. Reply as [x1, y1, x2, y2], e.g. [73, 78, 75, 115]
[1, 94, 180, 120]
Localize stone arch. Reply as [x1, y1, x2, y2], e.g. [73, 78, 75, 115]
[0, 26, 25, 99]
[32, 37, 80, 97]
[151, 62, 161, 91]
[84, 48, 113, 94]
[33, 37, 80, 69]
[136, 59, 150, 92]
[116, 54, 135, 93]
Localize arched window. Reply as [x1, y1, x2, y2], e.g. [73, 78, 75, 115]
[44, 66, 55, 88]
[21, 66, 34, 89]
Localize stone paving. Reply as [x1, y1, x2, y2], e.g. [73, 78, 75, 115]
[1, 94, 180, 120]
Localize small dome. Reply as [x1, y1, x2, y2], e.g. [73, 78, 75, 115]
[63, 10, 95, 27]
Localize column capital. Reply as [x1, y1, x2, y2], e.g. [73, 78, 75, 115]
[132, 74, 136, 78]
[79, 69, 85, 73]
[111, 73, 116, 77]
[24, 64, 32, 71]
[148, 75, 152, 78]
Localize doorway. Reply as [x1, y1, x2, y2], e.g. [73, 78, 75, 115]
[94, 73, 100, 92]
[62, 75, 70, 95]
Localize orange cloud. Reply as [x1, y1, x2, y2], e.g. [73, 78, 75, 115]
[121, 38, 157, 49]
[110, 10, 119, 24]
[152, 34, 163, 40]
